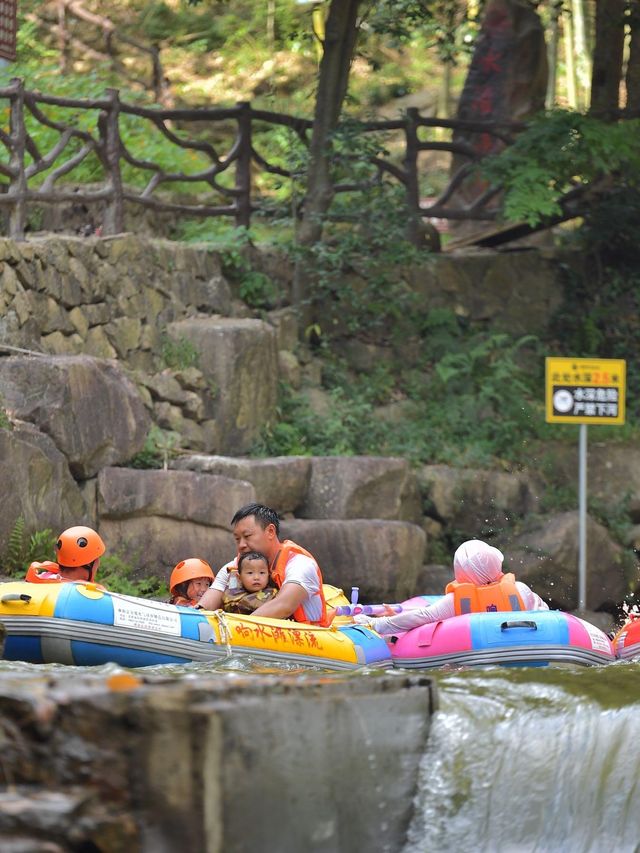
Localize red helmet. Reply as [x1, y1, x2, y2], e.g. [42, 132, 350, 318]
[170, 558, 214, 596]
[56, 526, 106, 567]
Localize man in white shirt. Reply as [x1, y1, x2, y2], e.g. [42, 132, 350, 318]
[198, 503, 330, 625]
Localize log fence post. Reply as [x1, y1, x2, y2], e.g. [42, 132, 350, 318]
[404, 107, 422, 247]
[234, 101, 252, 229]
[8, 78, 27, 241]
[101, 87, 124, 235]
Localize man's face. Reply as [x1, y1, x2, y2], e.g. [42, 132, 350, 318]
[232, 516, 273, 556]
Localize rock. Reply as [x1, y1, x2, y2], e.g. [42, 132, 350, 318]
[169, 454, 311, 514]
[281, 518, 427, 601]
[0, 671, 434, 853]
[98, 467, 255, 529]
[267, 307, 299, 351]
[299, 456, 421, 523]
[0, 421, 86, 552]
[173, 273, 232, 314]
[0, 355, 150, 479]
[624, 524, 640, 549]
[507, 511, 627, 610]
[417, 464, 542, 531]
[541, 442, 640, 523]
[278, 350, 301, 388]
[414, 563, 451, 595]
[99, 516, 237, 577]
[166, 318, 278, 453]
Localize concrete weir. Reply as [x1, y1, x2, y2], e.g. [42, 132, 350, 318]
[0, 669, 437, 852]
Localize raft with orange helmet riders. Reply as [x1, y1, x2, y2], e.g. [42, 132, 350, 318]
[0, 529, 390, 669]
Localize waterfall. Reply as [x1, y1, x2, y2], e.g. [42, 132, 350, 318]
[404, 664, 640, 853]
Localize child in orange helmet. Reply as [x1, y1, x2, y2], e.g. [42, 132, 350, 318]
[25, 526, 106, 584]
[169, 558, 214, 607]
[222, 551, 278, 615]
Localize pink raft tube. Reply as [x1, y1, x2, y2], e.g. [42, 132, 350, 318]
[387, 607, 615, 669]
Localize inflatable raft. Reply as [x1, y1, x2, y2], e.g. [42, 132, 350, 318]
[612, 615, 640, 661]
[0, 581, 391, 670]
[389, 607, 615, 668]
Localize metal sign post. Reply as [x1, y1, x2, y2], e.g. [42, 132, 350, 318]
[545, 357, 626, 611]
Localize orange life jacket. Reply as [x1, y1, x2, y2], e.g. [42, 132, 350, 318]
[25, 561, 105, 590]
[170, 595, 200, 608]
[445, 573, 525, 615]
[270, 540, 331, 627]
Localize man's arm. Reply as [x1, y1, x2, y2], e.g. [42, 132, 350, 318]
[198, 587, 225, 611]
[251, 582, 308, 619]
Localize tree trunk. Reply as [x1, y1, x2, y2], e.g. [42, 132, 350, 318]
[626, 0, 640, 114]
[292, 0, 361, 321]
[572, 0, 592, 108]
[590, 0, 625, 118]
[546, 1, 561, 109]
[563, 8, 578, 108]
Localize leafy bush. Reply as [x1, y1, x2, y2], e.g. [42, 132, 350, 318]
[2, 518, 57, 577]
[256, 328, 543, 466]
[482, 110, 640, 226]
[98, 553, 168, 598]
[160, 334, 200, 370]
[128, 425, 181, 469]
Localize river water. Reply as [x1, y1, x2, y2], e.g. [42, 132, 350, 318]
[404, 662, 640, 853]
[1, 656, 639, 852]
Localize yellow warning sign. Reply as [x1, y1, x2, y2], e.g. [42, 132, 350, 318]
[545, 357, 626, 425]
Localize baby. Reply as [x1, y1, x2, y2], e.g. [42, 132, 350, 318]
[223, 550, 278, 615]
[169, 558, 213, 607]
[356, 539, 549, 635]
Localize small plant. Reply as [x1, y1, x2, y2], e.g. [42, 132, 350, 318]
[238, 269, 280, 309]
[3, 518, 56, 577]
[98, 553, 168, 599]
[160, 334, 200, 371]
[129, 426, 181, 470]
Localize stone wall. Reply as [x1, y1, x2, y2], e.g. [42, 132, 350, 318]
[0, 668, 436, 853]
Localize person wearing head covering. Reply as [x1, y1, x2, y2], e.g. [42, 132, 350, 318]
[356, 539, 548, 635]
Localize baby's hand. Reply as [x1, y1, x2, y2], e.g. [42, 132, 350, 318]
[354, 614, 374, 629]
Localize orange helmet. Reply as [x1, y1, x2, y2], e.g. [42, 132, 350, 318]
[170, 558, 214, 596]
[56, 526, 106, 567]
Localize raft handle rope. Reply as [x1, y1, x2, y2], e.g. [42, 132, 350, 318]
[501, 620, 538, 631]
[1, 593, 32, 604]
[214, 609, 233, 656]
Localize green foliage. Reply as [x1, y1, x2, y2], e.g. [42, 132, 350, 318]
[129, 425, 181, 469]
[482, 111, 640, 226]
[3, 518, 57, 577]
[256, 329, 542, 466]
[160, 334, 200, 370]
[98, 552, 168, 598]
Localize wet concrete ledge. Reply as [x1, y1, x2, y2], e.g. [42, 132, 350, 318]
[0, 669, 437, 853]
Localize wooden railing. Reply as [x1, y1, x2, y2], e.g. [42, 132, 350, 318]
[0, 78, 523, 245]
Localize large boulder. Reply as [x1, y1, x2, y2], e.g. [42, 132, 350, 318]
[170, 454, 311, 514]
[166, 318, 278, 454]
[97, 468, 255, 576]
[281, 519, 427, 602]
[0, 354, 150, 479]
[98, 467, 255, 529]
[299, 456, 421, 523]
[539, 442, 640, 523]
[417, 464, 542, 531]
[506, 511, 628, 610]
[0, 421, 86, 551]
[99, 516, 236, 578]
